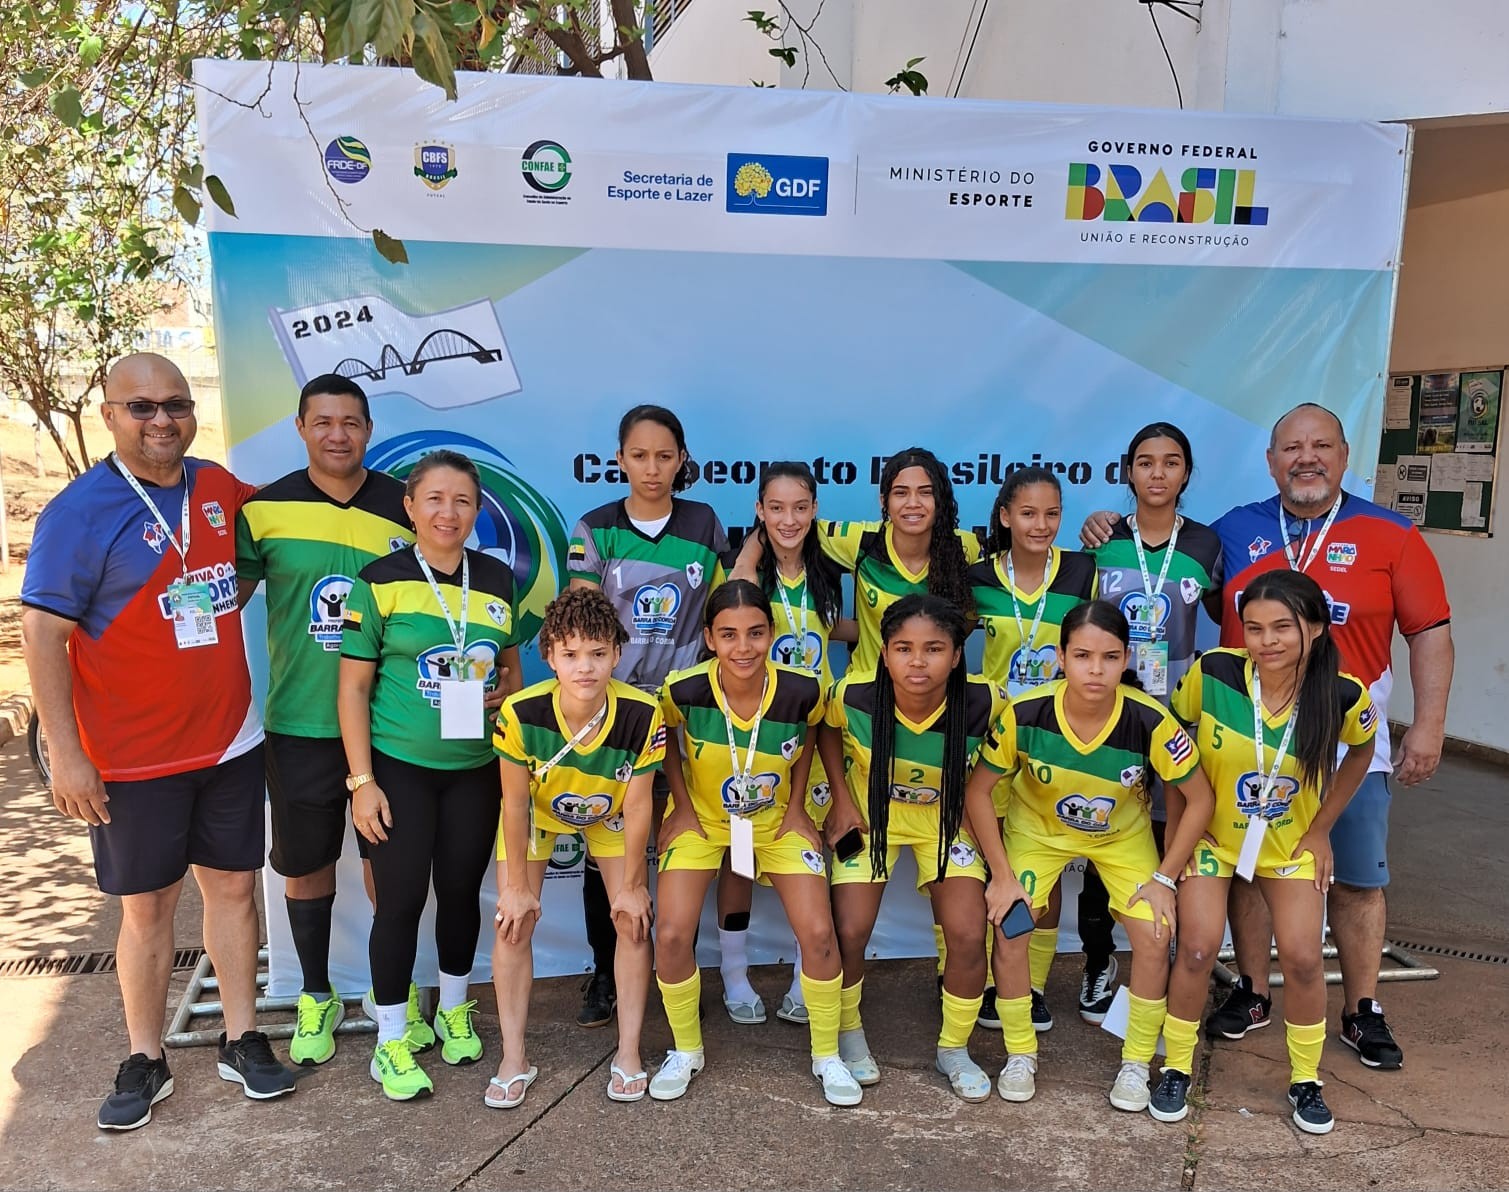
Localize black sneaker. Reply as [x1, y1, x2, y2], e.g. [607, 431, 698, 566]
[1205, 974, 1272, 1040]
[1030, 988, 1053, 1032]
[217, 1030, 298, 1100]
[976, 986, 1002, 1030]
[1340, 998, 1404, 1069]
[577, 971, 616, 1029]
[1079, 954, 1119, 1024]
[1288, 1080, 1335, 1134]
[97, 1053, 174, 1131]
[1148, 1068, 1191, 1123]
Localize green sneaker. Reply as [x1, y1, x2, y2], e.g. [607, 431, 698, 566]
[289, 987, 345, 1066]
[369, 1039, 433, 1102]
[405, 983, 437, 1052]
[435, 999, 483, 1065]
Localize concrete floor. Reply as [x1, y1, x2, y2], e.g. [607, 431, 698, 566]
[1, 740, 1505, 1191]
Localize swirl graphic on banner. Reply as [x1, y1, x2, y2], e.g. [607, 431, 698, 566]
[366, 430, 568, 646]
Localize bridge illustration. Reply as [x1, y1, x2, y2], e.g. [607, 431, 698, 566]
[331, 328, 504, 382]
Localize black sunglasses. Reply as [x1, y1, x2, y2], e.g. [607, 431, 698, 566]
[106, 398, 196, 420]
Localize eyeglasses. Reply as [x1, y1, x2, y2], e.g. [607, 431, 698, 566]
[106, 398, 196, 420]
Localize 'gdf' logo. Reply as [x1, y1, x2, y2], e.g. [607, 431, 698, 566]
[324, 137, 371, 185]
[522, 140, 572, 195]
[366, 431, 569, 649]
[726, 153, 829, 216]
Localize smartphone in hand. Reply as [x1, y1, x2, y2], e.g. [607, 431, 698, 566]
[1000, 898, 1036, 939]
[834, 827, 864, 863]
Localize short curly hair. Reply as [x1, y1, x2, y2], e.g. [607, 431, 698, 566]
[539, 587, 628, 655]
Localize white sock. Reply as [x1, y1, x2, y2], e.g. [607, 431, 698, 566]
[375, 1002, 407, 1045]
[718, 928, 758, 1004]
[438, 970, 470, 1013]
[786, 940, 805, 1003]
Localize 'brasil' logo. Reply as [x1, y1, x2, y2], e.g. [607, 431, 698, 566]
[366, 431, 569, 649]
[1066, 164, 1267, 226]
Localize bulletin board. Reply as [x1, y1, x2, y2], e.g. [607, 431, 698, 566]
[1374, 369, 1501, 535]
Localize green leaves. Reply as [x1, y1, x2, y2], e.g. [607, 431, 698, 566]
[205, 174, 236, 217]
[409, 9, 457, 100]
[172, 184, 201, 225]
[768, 45, 797, 68]
[49, 86, 83, 127]
[885, 57, 929, 96]
[372, 228, 408, 264]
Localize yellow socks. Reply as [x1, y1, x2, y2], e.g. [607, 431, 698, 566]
[657, 970, 703, 1054]
[1000, 994, 1037, 1057]
[801, 971, 843, 1058]
[1162, 1013, 1200, 1076]
[1028, 927, 1058, 992]
[1286, 1019, 1327, 1085]
[1123, 992, 1167, 1064]
[933, 923, 947, 976]
[839, 978, 864, 1033]
[938, 989, 983, 1051]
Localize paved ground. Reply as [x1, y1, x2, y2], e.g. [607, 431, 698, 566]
[1, 737, 1505, 1191]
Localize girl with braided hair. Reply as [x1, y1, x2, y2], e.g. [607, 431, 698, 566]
[821, 595, 1006, 1103]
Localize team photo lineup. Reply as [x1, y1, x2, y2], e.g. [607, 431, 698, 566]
[20, 352, 1454, 1138]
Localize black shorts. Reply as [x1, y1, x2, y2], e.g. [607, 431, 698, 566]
[91, 746, 266, 896]
[266, 732, 368, 878]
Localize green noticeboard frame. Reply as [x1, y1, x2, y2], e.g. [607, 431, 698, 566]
[1375, 368, 1500, 537]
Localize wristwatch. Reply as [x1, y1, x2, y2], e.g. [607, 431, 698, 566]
[345, 772, 375, 793]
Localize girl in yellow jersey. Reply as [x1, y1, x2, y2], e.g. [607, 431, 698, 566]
[491, 589, 664, 1109]
[650, 581, 859, 1107]
[963, 600, 1216, 1111]
[1152, 571, 1377, 1135]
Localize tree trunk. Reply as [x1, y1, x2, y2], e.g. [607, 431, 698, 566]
[610, 0, 653, 79]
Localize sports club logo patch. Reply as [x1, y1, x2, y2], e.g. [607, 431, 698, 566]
[809, 781, 831, 807]
[201, 501, 226, 530]
[1119, 590, 1171, 640]
[889, 783, 940, 805]
[604, 812, 625, 833]
[142, 521, 167, 554]
[549, 792, 614, 826]
[1179, 576, 1203, 605]
[485, 600, 511, 629]
[1247, 535, 1273, 562]
[801, 849, 825, 875]
[1007, 644, 1059, 694]
[772, 629, 823, 672]
[1272, 863, 1302, 877]
[1164, 727, 1195, 766]
[721, 771, 780, 814]
[631, 582, 681, 639]
[1235, 771, 1300, 820]
[389, 536, 408, 552]
[414, 640, 500, 706]
[948, 842, 977, 868]
[1055, 793, 1115, 833]
[307, 574, 354, 651]
[1326, 542, 1357, 568]
[685, 562, 704, 590]
[1119, 764, 1144, 789]
[780, 735, 800, 761]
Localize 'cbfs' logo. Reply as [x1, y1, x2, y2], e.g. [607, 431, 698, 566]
[726, 154, 829, 216]
[632, 582, 681, 639]
[1066, 164, 1267, 225]
[414, 143, 457, 191]
[324, 136, 371, 185]
[308, 575, 353, 651]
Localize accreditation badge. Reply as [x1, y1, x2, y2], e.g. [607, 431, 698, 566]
[439, 679, 486, 739]
[167, 580, 218, 649]
[730, 813, 756, 879]
[1134, 640, 1169, 696]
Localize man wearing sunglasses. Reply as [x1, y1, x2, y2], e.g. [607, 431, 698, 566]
[21, 352, 297, 1130]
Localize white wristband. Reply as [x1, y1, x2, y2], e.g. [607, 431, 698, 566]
[1150, 870, 1178, 892]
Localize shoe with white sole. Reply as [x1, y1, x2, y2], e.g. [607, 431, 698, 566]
[648, 1049, 704, 1101]
[812, 1055, 863, 1106]
[997, 1053, 1038, 1102]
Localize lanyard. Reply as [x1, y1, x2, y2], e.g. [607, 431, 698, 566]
[114, 453, 189, 576]
[715, 666, 769, 799]
[1277, 495, 1342, 574]
[414, 547, 469, 655]
[774, 572, 813, 672]
[1129, 513, 1181, 603]
[1005, 547, 1053, 653]
[1249, 665, 1299, 812]
[535, 699, 609, 782]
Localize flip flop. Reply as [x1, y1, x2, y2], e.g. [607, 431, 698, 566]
[723, 995, 767, 1025]
[484, 1066, 538, 1109]
[607, 1063, 648, 1103]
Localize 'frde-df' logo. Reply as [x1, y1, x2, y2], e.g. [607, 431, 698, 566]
[324, 137, 371, 185]
[521, 140, 572, 202]
[632, 582, 681, 639]
[414, 143, 457, 191]
[726, 154, 829, 216]
[308, 575, 353, 651]
[1066, 164, 1267, 226]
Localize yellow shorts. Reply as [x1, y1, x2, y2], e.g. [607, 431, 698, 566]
[806, 755, 834, 828]
[830, 800, 987, 890]
[658, 820, 827, 880]
[496, 816, 627, 863]
[1006, 827, 1160, 923]
[1189, 838, 1317, 882]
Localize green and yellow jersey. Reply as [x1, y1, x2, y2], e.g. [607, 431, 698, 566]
[1171, 648, 1377, 871]
[818, 519, 982, 673]
[341, 547, 521, 770]
[969, 548, 1098, 699]
[766, 568, 840, 819]
[235, 469, 413, 737]
[826, 670, 1007, 808]
[659, 659, 824, 826]
[978, 680, 1199, 844]
[493, 678, 665, 835]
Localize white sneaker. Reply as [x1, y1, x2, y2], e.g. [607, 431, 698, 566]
[935, 1047, 991, 1103]
[812, 1055, 863, 1106]
[997, 1053, 1038, 1102]
[1109, 1059, 1151, 1112]
[647, 1049, 704, 1101]
[837, 1027, 881, 1086]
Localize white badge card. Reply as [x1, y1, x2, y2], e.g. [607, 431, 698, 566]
[168, 581, 218, 649]
[1235, 815, 1267, 882]
[1135, 641, 1169, 696]
[730, 813, 756, 879]
[439, 680, 486, 739]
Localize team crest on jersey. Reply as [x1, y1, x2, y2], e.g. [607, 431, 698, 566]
[1236, 771, 1300, 820]
[1164, 727, 1195, 765]
[1119, 764, 1144, 789]
[721, 771, 780, 814]
[948, 842, 977, 868]
[1179, 576, 1202, 605]
[1325, 542, 1357, 569]
[615, 761, 635, 783]
[772, 630, 823, 672]
[1247, 535, 1273, 562]
[1119, 591, 1171, 641]
[486, 600, 511, 629]
[308, 575, 354, 651]
[631, 582, 681, 639]
[414, 640, 499, 705]
[550, 792, 614, 826]
[1056, 794, 1115, 833]
[1007, 644, 1059, 695]
[1272, 864, 1301, 877]
[780, 735, 800, 761]
[201, 501, 226, 531]
[142, 521, 167, 554]
[889, 783, 939, 805]
[604, 812, 625, 833]
[389, 536, 408, 553]
[809, 781, 831, 807]
[686, 562, 704, 589]
[801, 849, 825, 875]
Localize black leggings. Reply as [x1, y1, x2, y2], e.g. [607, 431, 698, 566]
[367, 749, 500, 1005]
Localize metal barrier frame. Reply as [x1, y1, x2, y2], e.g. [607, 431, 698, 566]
[1212, 935, 1440, 987]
